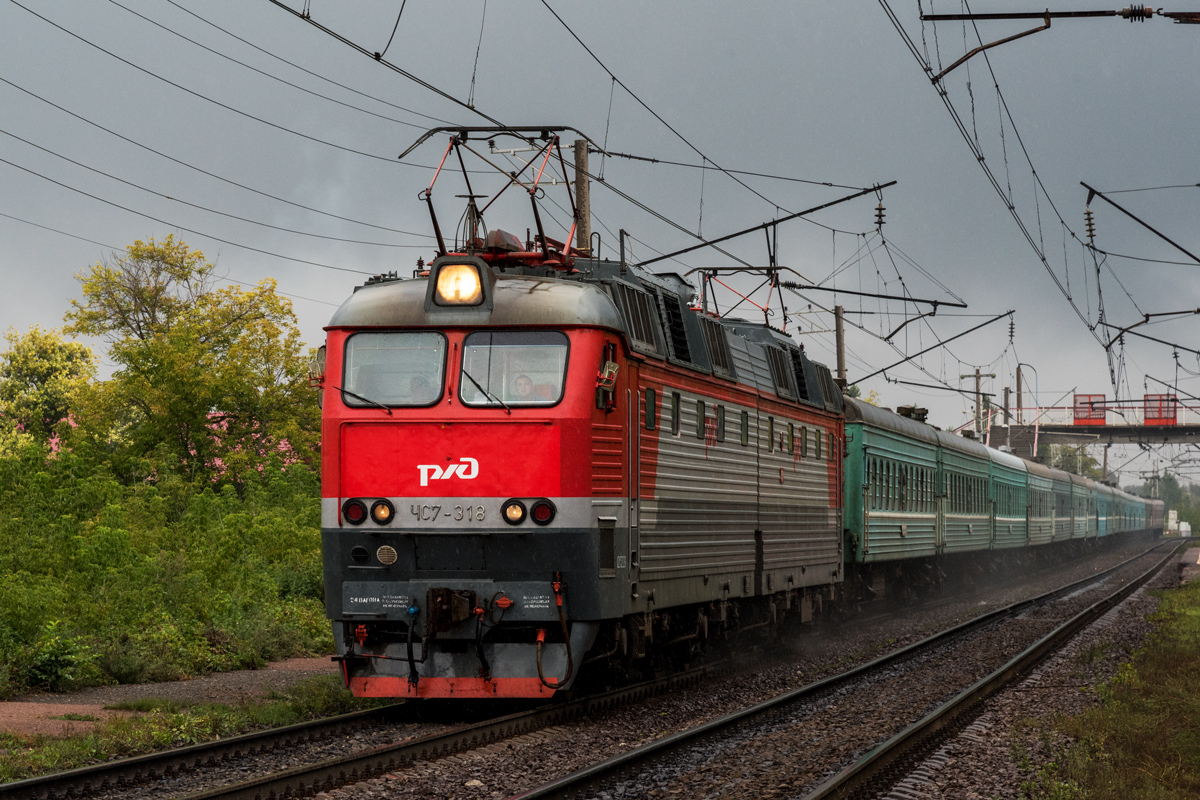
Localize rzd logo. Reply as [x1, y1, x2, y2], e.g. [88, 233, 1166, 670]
[418, 457, 479, 487]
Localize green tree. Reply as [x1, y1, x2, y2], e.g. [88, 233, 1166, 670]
[64, 236, 318, 483]
[0, 326, 95, 439]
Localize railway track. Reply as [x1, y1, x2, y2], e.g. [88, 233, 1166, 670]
[0, 665, 716, 800]
[509, 540, 1179, 800]
[1, 540, 1171, 800]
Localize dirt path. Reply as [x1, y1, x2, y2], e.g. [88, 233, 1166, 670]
[0, 656, 337, 738]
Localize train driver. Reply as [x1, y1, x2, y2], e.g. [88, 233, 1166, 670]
[514, 374, 535, 402]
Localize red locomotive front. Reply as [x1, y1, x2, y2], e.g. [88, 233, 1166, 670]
[320, 256, 628, 698]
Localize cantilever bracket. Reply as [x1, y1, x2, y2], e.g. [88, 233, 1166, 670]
[930, 11, 1051, 83]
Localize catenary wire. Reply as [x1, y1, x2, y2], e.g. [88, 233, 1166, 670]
[163, 0, 452, 125]
[0, 155, 375, 276]
[9, 0, 409, 165]
[537, 0, 795, 214]
[0, 209, 342, 307]
[104, 0, 433, 131]
[0, 127, 424, 248]
[0, 75, 432, 238]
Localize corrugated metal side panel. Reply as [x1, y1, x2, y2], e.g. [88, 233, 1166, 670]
[860, 426, 939, 563]
[942, 513, 992, 553]
[591, 421, 624, 495]
[638, 390, 757, 579]
[759, 416, 839, 571]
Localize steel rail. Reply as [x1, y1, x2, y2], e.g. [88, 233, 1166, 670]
[507, 538, 1173, 800]
[0, 703, 404, 800]
[168, 666, 715, 800]
[805, 541, 1182, 799]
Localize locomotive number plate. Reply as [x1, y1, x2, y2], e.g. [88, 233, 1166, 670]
[410, 504, 487, 522]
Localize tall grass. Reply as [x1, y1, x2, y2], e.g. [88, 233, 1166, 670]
[0, 442, 331, 697]
[1033, 571, 1200, 798]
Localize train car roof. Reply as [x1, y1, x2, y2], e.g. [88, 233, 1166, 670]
[989, 447, 1028, 472]
[326, 272, 627, 330]
[935, 429, 991, 458]
[1023, 459, 1057, 480]
[843, 397, 940, 445]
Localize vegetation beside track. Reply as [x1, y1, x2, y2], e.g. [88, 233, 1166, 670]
[0, 236, 328, 698]
[0, 677, 384, 783]
[1022, 557, 1200, 799]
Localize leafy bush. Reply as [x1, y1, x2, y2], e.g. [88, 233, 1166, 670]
[0, 443, 330, 697]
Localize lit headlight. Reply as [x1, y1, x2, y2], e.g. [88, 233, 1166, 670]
[435, 262, 483, 305]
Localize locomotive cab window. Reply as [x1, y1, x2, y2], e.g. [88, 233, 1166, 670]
[342, 331, 446, 407]
[460, 330, 568, 406]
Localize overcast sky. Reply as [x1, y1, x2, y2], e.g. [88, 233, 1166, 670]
[1, 0, 1196, 484]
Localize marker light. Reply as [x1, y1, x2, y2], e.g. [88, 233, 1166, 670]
[531, 500, 556, 525]
[434, 262, 483, 305]
[343, 499, 367, 525]
[371, 500, 395, 525]
[503, 500, 527, 525]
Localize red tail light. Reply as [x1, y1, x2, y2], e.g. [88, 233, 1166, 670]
[531, 500, 556, 525]
[343, 499, 367, 525]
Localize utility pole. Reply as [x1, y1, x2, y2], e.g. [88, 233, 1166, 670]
[1003, 386, 1011, 449]
[834, 305, 847, 388]
[573, 139, 591, 254]
[1016, 368, 1023, 425]
[961, 367, 996, 434]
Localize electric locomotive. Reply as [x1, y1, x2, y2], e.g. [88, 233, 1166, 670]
[316, 245, 846, 698]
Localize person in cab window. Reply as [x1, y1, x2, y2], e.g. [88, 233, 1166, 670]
[514, 374, 535, 403]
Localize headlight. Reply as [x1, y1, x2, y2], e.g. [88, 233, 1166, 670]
[502, 500, 527, 525]
[371, 500, 395, 525]
[435, 262, 483, 305]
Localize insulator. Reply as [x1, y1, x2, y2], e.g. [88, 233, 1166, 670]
[1008, 318, 1015, 342]
[1084, 207, 1096, 243]
[1119, 5, 1153, 21]
[875, 202, 886, 229]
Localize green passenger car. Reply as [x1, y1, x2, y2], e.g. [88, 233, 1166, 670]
[936, 430, 992, 553]
[990, 448, 1028, 549]
[1025, 460, 1056, 546]
[843, 398, 939, 563]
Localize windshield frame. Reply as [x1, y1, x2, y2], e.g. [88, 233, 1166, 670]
[341, 330, 448, 409]
[457, 329, 571, 409]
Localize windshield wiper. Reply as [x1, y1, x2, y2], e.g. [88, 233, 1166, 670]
[333, 385, 392, 415]
[461, 370, 511, 415]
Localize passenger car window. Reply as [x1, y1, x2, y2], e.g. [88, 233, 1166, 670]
[460, 331, 569, 406]
[342, 331, 446, 407]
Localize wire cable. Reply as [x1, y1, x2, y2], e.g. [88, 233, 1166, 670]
[164, 0, 451, 125]
[9, 0, 405, 164]
[104, 0, 432, 131]
[0, 155, 376, 276]
[377, 0, 408, 60]
[537, 0, 794, 213]
[0, 75, 430, 238]
[0, 127, 423, 248]
[0, 209, 343, 306]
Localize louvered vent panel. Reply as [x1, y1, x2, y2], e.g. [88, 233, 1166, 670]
[766, 347, 796, 399]
[701, 317, 733, 377]
[659, 292, 692, 363]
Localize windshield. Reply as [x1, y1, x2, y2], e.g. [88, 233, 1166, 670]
[342, 332, 446, 407]
[460, 331, 569, 406]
